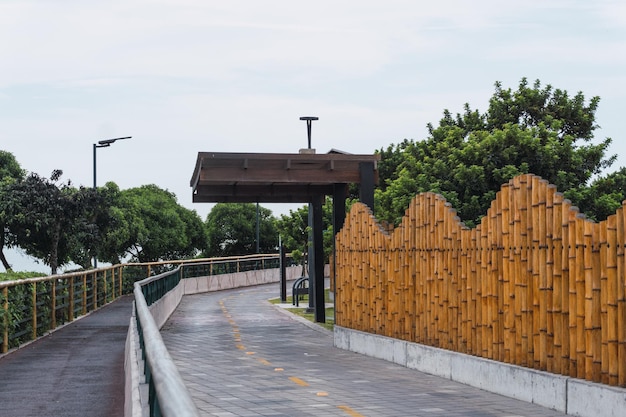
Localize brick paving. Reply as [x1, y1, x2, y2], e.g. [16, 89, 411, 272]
[160, 285, 569, 417]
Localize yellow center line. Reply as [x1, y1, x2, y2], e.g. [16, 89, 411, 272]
[288, 376, 309, 387]
[337, 405, 366, 417]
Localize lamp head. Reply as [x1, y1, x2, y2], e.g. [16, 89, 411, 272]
[98, 136, 132, 146]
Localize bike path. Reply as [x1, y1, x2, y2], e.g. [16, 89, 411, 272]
[160, 285, 568, 417]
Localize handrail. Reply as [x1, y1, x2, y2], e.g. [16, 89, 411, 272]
[0, 265, 126, 353]
[130, 253, 290, 416]
[134, 273, 200, 417]
[0, 253, 293, 353]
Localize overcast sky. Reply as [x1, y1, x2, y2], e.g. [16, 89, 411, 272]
[2, 1, 626, 271]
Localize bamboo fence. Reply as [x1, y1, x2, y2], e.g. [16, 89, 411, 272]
[335, 174, 626, 387]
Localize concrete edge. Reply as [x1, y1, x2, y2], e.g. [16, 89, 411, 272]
[124, 306, 145, 417]
[334, 326, 626, 417]
[269, 301, 334, 336]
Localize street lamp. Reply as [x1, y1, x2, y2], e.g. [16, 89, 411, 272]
[92, 136, 131, 268]
[299, 116, 318, 149]
[93, 136, 132, 188]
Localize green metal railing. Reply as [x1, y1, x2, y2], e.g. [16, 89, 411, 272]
[0, 265, 127, 353]
[132, 253, 286, 417]
[0, 254, 289, 355]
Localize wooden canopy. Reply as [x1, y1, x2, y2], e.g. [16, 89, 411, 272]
[190, 150, 380, 323]
[190, 151, 380, 203]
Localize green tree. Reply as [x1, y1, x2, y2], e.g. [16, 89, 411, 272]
[276, 197, 340, 268]
[204, 203, 277, 257]
[67, 184, 118, 269]
[102, 184, 206, 263]
[377, 78, 616, 226]
[0, 151, 25, 271]
[276, 205, 309, 271]
[0, 170, 81, 274]
[564, 168, 626, 222]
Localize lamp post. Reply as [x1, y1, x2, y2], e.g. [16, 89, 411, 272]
[299, 116, 319, 313]
[93, 136, 132, 189]
[299, 116, 318, 149]
[92, 136, 131, 268]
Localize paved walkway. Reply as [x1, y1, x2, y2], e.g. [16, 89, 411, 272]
[160, 284, 569, 417]
[0, 295, 133, 417]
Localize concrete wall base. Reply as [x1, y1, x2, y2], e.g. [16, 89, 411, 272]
[334, 326, 626, 417]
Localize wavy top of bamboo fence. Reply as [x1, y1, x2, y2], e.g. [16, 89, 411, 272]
[337, 173, 626, 251]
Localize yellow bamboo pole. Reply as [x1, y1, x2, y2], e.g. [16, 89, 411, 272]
[600, 218, 610, 384]
[530, 182, 544, 365]
[516, 175, 529, 367]
[618, 205, 626, 387]
[545, 183, 556, 372]
[605, 213, 618, 385]
[502, 182, 514, 363]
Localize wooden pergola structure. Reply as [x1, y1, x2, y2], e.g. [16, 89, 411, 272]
[190, 151, 380, 322]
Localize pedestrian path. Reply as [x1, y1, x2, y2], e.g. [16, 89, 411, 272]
[0, 295, 133, 417]
[160, 284, 568, 417]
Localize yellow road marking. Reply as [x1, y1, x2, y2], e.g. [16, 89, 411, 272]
[288, 376, 309, 387]
[274, 368, 284, 372]
[316, 391, 328, 397]
[257, 358, 271, 365]
[337, 405, 366, 417]
[236, 344, 245, 350]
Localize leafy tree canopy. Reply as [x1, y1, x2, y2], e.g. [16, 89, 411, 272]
[102, 184, 206, 263]
[0, 170, 85, 274]
[204, 203, 277, 258]
[376, 78, 618, 226]
[0, 151, 26, 271]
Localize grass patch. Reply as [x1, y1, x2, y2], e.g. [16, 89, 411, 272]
[270, 288, 335, 331]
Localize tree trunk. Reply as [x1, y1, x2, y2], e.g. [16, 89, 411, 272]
[49, 223, 61, 275]
[0, 231, 13, 271]
[0, 249, 12, 272]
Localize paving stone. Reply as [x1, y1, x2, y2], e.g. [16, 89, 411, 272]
[160, 284, 569, 417]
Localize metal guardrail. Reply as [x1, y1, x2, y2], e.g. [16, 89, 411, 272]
[134, 273, 199, 417]
[131, 253, 287, 417]
[0, 266, 126, 353]
[0, 254, 290, 355]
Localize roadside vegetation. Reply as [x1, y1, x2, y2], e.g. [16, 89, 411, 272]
[1, 78, 624, 275]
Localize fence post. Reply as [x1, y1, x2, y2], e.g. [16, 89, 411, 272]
[51, 279, 56, 330]
[82, 273, 87, 316]
[2, 287, 7, 353]
[118, 266, 123, 297]
[69, 276, 75, 321]
[31, 282, 37, 340]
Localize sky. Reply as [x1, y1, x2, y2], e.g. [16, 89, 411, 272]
[2, 1, 626, 272]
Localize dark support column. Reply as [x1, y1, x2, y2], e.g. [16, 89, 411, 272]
[359, 161, 375, 212]
[280, 244, 287, 302]
[307, 204, 314, 311]
[311, 194, 325, 323]
[332, 183, 347, 302]
[333, 183, 348, 234]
